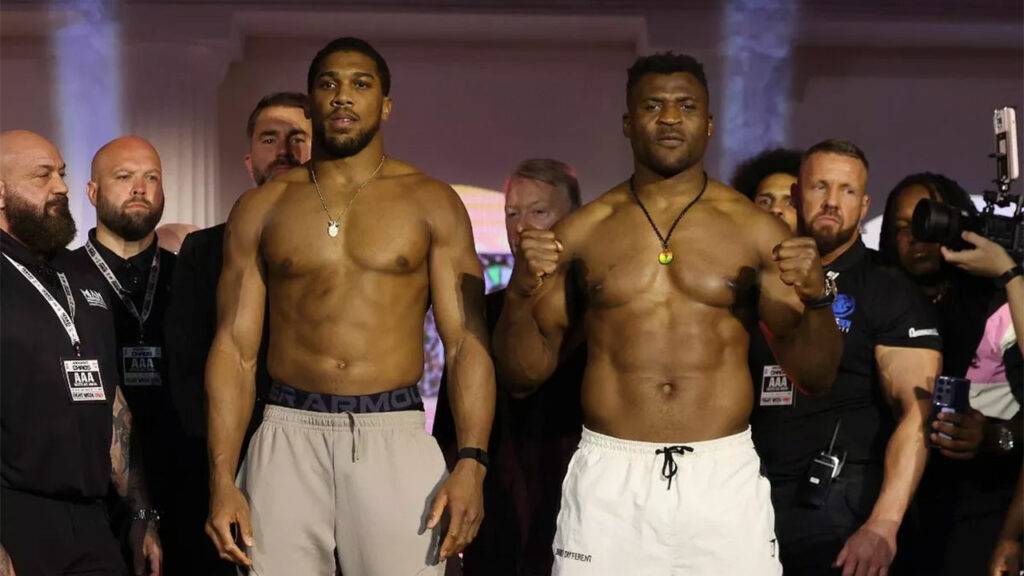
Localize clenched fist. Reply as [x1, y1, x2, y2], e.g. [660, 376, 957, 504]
[510, 229, 563, 296]
[772, 237, 827, 303]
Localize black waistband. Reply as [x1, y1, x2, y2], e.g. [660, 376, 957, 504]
[267, 381, 424, 414]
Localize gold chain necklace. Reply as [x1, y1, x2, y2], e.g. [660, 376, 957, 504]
[309, 154, 387, 238]
[629, 172, 708, 265]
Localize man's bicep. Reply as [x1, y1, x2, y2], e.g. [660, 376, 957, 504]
[428, 194, 488, 348]
[214, 196, 267, 361]
[875, 345, 941, 415]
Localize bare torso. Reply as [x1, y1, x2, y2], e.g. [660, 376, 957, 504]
[563, 179, 766, 442]
[255, 161, 438, 395]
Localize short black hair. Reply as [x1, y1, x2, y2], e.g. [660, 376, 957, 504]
[803, 139, 870, 171]
[731, 148, 803, 200]
[627, 52, 709, 104]
[507, 158, 582, 209]
[246, 92, 309, 140]
[878, 172, 977, 267]
[307, 37, 391, 96]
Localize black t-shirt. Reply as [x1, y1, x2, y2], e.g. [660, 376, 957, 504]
[1, 230, 119, 500]
[750, 240, 942, 480]
[64, 230, 185, 504]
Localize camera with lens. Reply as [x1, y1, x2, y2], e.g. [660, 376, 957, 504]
[912, 107, 1023, 262]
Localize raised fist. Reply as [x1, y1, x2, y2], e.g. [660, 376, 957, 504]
[773, 237, 827, 303]
[510, 229, 563, 296]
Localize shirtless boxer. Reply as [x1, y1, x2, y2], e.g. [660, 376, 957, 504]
[205, 37, 495, 575]
[493, 52, 843, 575]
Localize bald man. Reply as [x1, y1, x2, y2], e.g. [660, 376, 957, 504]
[1, 130, 159, 575]
[63, 135, 180, 574]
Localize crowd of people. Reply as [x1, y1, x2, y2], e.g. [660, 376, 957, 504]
[1, 35, 1020, 576]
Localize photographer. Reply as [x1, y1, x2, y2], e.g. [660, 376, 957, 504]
[879, 172, 1023, 575]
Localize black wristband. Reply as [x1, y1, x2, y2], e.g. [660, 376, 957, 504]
[457, 447, 490, 468]
[996, 265, 1023, 289]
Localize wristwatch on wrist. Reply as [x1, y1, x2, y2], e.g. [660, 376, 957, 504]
[995, 265, 1023, 289]
[457, 447, 490, 468]
[804, 273, 838, 309]
[131, 508, 161, 523]
[996, 424, 1016, 453]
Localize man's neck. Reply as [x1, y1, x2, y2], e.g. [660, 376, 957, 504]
[820, 232, 861, 266]
[631, 161, 705, 194]
[310, 139, 387, 187]
[95, 224, 154, 259]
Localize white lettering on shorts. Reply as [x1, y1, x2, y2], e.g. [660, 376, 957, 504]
[908, 327, 939, 338]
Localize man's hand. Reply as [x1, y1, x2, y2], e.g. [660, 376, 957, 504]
[129, 519, 162, 576]
[509, 229, 563, 296]
[0, 543, 14, 576]
[941, 231, 1017, 279]
[931, 409, 986, 460]
[990, 537, 1023, 576]
[772, 237, 827, 303]
[426, 458, 486, 559]
[205, 483, 253, 566]
[834, 518, 898, 576]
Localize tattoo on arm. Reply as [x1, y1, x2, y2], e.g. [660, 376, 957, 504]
[110, 388, 154, 511]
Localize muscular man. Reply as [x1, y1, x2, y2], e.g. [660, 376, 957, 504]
[1, 130, 160, 575]
[65, 136, 182, 573]
[732, 147, 802, 232]
[434, 158, 585, 575]
[205, 37, 494, 575]
[751, 141, 942, 575]
[493, 52, 843, 575]
[165, 92, 310, 574]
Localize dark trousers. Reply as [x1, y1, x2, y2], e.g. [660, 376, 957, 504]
[770, 464, 912, 576]
[1, 487, 127, 576]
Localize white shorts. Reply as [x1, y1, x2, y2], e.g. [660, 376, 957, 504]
[552, 426, 782, 576]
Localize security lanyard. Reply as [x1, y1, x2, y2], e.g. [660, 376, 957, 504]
[85, 240, 160, 339]
[4, 254, 81, 355]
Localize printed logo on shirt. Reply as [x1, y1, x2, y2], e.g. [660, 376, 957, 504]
[908, 327, 939, 338]
[831, 293, 855, 334]
[555, 548, 592, 563]
[80, 288, 108, 309]
[760, 365, 795, 407]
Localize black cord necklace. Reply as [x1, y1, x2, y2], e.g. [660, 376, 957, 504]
[629, 171, 709, 265]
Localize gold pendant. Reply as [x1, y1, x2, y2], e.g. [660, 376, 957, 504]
[658, 249, 674, 265]
[328, 221, 339, 238]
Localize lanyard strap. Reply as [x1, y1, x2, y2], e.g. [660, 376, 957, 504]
[4, 254, 81, 353]
[85, 241, 160, 338]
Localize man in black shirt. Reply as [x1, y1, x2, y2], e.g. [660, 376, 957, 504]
[64, 135, 186, 573]
[749, 139, 942, 575]
[0, 130, 160, 575]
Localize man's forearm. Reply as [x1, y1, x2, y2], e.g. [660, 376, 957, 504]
[447, 336, 496, 452]
[775, 306, 842, 395]
[206, 343, 257, 488]
[493, 291, 559, 395]
[868, 409, 928, 526]
[110, 392, 154, 511]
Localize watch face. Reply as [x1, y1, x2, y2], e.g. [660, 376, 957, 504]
[999, 427, 1015, 451]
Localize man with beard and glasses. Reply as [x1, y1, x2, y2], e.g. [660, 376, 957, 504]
[1, 130, 161, 576]
[493, 52, 842, 576]
[749, 140, 942, 576]
[62, 135, 187, 573]
[205, 37, 494, 575]
[165, 92, 310, 575]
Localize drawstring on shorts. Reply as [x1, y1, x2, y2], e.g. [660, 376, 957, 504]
[655, 445, 693, 490]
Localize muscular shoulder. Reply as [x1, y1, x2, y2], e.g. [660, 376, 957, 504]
[710, 181, 794, 257]
[385, 159, 472, 234]
[551, 183, 624, 254]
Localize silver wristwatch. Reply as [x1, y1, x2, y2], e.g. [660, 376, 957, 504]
[996, 425, 1016, 452]
[131, 508, 161, 523]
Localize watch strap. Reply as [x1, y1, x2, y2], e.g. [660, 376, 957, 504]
[457, 447, 490, 468]
[995, 265, 1023, 289]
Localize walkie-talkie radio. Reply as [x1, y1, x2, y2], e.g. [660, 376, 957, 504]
[799, 419, 846, 508]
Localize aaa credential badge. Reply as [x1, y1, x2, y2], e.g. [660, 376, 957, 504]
[760, 365, 794, 407]
[122, 346, 162, 387]
[62, 358, 107, 402]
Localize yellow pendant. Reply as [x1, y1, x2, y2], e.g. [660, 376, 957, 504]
[658, 249, 674, 265]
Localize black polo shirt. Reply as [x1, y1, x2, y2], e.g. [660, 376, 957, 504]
[1, 230, 119, 500]
[64, 229, 184, 505]
[750, 240, 942, 481]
